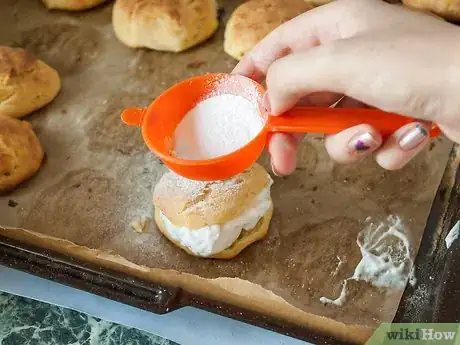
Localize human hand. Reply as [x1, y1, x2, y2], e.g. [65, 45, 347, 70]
[232, 0, 460, 176]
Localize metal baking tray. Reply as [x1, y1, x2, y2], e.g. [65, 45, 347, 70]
[1, 0, 459, 342]
[1, 147, 458, 345]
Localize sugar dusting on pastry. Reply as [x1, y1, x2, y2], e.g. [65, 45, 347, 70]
[159, 186, 272, 256]
[154, 171, 244, 214]
[320, 215, 414, 307]
[152, 163, 273, 258]
[153, 163, 271, 220]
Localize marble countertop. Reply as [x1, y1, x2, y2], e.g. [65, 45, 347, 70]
[0, 291, 177, 345]
[0, 266, 307, 345]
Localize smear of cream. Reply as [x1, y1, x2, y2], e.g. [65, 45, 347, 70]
[320, 280, 348, 307]
[445, 221, 459, 249]
[320, 215, 414, 306]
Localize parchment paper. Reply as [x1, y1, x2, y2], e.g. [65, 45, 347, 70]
[0, 0, 454, 343]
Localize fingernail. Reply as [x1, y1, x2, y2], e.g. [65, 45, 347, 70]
[271, 161, 282, 177]
[349, 132, 380, 153]
[399, 124, 428, 151]
[262, 92, 271, 114]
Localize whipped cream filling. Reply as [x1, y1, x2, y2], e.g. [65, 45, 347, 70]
[160, 186, 272, 257]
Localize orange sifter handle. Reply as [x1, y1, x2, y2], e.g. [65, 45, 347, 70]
[268, 107, 441, 138]
[121, 107, 146, 127]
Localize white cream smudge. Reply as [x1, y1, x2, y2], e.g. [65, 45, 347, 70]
[320, 215, 414, 307]
[320, 280, 349, 307]
[445, 221, 459, 249]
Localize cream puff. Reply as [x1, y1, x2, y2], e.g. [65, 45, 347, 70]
[153, 163, 273, 259]
[112, 0, 219, 52]
[0, 114, 44, 193]
[0, 46, 60, 119]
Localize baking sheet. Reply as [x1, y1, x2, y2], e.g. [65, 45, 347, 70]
[0, 0, 455, 343]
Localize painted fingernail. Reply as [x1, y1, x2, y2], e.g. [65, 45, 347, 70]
[349, 132, 380, 153]
[262, 92, 271, 114]
[399, 124, 428, 151]
[271, 161, 282, 177]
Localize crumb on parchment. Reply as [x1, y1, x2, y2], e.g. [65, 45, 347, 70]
[130, 218, 150, 233]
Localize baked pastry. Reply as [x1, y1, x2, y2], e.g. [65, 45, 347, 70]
[0, 46, 61, 119]
[224, 0, 313, 60]
[153, 163, 273, 259]
[0, 115, 44, 193]
[304, 0, 333, 6]
[112, 0, 219, 52]
[306, 0, 403, 6]
[402, 0, 460, 20]
[397, 2, 444, 19]
[41, 0, 107, 11]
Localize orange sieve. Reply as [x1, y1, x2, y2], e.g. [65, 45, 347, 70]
[121, 73, 440, 181]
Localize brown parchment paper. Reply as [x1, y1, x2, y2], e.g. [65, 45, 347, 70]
[0, 0, 454, 343]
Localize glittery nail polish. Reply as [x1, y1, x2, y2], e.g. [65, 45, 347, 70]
[399, 124, 428, 151]
[349, 132, 380, 153]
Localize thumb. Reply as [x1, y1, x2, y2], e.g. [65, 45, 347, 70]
[265, 43, 353, 115]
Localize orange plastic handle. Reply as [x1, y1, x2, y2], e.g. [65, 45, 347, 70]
[268, 107, 441, 138]
[121, 108, 146, 127]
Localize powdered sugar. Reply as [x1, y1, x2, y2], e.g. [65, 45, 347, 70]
[173, 94, 264, 160]
[158, 171, 209, 200]
[153, 164, 272, 218]
[155, 171, 242, 202]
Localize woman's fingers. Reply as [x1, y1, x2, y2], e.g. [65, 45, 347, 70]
[231, 16, 318, 82]
[296, 92, 344, 109]
[438, 124, 460, 144]
[325, 121, 430, 169]
[325, 125, 382, 164]
[267, 92, 341, 176]
[375, 122, 430, 170]
[268, 112, 431, 174]
[231, 0, 401, 82]
[335, 96, 371, 109]
[269, 122, 431, 174]
[268, 133, 302, 176]
[264, 45, 354, 115]
[324, 97, 382, 164]
[231, 1, 344, 82]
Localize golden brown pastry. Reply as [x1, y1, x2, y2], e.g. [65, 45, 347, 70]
[41, 0, 107, 11]
[0, 46, 60, 119]
[0, 115, 44, 193]
[112, 0, 219, 52]
[153, 163, 273, 259]
[304, 0, 333, 6]
[224, 0, 313, 60]
[397, 2, 444, 19]
[402, 0, 460, 20]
